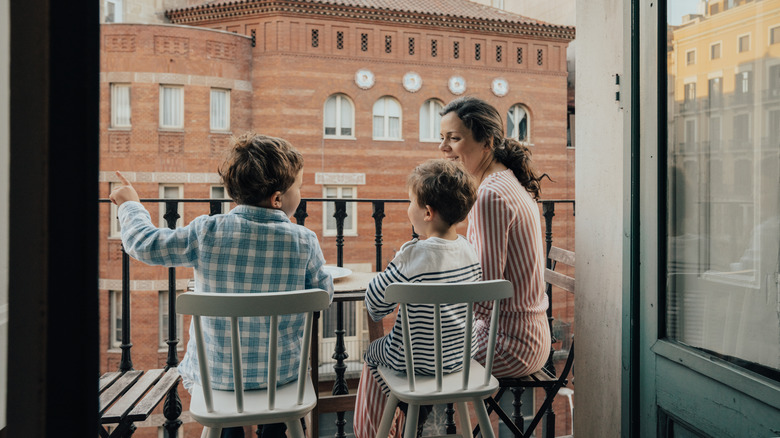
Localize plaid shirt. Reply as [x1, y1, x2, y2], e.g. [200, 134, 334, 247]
[118, 201, 334, 391]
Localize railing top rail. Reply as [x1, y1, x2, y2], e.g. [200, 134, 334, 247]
[98, 198, 576, 204]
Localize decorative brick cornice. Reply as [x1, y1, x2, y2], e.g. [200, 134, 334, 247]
[166, 0, 575, 42]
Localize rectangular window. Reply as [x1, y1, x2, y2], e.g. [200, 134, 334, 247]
[771, 26, 780, 45]
[159, 85, 183, 129]
[323, 186, 357, 237]
[104, 0, 123, 23]
[210, 185, 230, 214]
[109, 182, 121, 238]
[686, 49, 696, 65]
[210, 88, 230, 131]
[710, 42, 721, 60]
[735, 71, 751, 94]
[110, 83, 131, 128]
[159, 185, 183, 228]
[159, 291, 184, 349]
[684, 82, 696, 102]
[738, 34, 750, 52]
[109, 290, 125, 349]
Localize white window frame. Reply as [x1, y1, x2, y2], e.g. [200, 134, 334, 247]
[109, 182, 121, 238]
[685, 48, 696, 65]
[737, 33, 751, 53]
[159, 85, 184, 129]
[109, 290, 125, 349]
[210, 185, 231, 214]
[110, 83, 131, 128]
[158, 290, 184, 350]
[372, 96, 402, 140]
[210, 88, 230, 132]
[323, 93, 355, 138]
[159, 184, 183, 228]
[104, 0, 123, 23]
[419, 99, 444, 142]
[323, 186, 357, 237]
[709, 41, 721, 60]
[507, 103, 531, 144]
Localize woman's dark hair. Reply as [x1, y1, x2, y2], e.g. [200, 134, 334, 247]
[440, 96, 546, 200]
[218, 132, 303, 207]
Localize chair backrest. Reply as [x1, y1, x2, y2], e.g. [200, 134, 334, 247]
[176, 289, 331, 414]
[545, 246, 575, 295]
[544, 246, 575, 375]
[384, 279, 513, 392]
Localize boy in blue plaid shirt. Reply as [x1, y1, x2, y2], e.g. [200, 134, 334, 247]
[110, 133, 334, 438]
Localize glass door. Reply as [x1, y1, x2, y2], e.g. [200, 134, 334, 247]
[643, 0, 780, 435]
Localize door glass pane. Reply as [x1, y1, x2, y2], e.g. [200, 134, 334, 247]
[666, 1, 780, 380]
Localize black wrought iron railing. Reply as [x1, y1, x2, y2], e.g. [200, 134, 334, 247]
[98, 197, 575, 437]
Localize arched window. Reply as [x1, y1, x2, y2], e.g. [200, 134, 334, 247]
[373, 96, 402, 140]
[507, 104, 530, 143]
[324, 93, 354, 138]
[419, 99, 443, 142]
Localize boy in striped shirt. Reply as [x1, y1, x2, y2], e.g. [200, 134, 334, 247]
[353, 159, 482, 438]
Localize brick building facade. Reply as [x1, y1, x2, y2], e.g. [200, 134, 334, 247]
[98, 1, 574, 436]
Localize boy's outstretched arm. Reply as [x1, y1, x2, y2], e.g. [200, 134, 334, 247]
[109, 171, 140, 206]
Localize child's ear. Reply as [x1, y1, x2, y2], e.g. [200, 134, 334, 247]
[270, 191, 283, 209]
[424, 205, 435, 222]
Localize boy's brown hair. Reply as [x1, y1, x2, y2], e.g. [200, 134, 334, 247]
[407, 159, 477, 225]
[218, 133, 303, 207]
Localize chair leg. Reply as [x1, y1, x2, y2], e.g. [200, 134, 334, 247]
[472, 398, 495, 438]
[201, 426, 221, 438]
[456, 401, 472, 437]
[285, 419, 305, 438]
[376, 394, 399, 438]
[403, 404, 420, 438]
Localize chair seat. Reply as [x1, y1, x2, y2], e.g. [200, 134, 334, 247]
[377, 359, 499, 404]
[188, 377, 317, 428]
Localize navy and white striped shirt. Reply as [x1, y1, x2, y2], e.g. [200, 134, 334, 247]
[363, 236, 482, 387]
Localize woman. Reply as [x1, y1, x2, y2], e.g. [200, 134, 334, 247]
[439, 96, 550, 378]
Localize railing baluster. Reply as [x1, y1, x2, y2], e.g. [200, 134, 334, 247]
[372, 201, 385, 271]
[334, 200, 346, 268]
[332, 200, 349, 437]
[445, 403, 456, 434]
[294, 200, 308, 225]
[119, 246, 133, 372]
[163, 200, 183, 436]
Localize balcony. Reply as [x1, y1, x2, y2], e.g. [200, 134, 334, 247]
[98, 197, 575, 437]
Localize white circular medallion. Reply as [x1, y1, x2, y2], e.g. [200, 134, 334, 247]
[355, 69, 375, 89]
[491, 78, 509, 97]
[403, 72, 422, 92]
[448, 76, 466, 95]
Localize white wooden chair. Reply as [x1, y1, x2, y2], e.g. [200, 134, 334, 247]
[374, 280, 513, 438]
[176, 289, 331, 438]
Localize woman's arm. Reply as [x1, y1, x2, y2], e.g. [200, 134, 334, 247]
[471, 188, 513, 281]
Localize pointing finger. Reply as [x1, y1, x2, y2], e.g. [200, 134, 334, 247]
[115, 171, 131, 186]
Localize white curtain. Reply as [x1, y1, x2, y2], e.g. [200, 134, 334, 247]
[210, 89, 229, 130]
[111, 84, 131, 127]
[160, 86, 183, 128]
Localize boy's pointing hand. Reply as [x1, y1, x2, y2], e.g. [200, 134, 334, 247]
[109, 171, 140, 206]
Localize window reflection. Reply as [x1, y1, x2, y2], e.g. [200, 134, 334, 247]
[667, 0, 780, 379]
